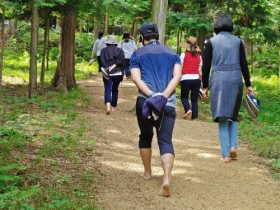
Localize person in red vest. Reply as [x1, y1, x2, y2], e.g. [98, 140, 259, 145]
[179, 36, 202, 120]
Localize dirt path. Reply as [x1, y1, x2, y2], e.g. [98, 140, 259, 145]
[79, 75, 279, 210]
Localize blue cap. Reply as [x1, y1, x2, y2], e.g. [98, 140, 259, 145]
[140, 22, 158, 35]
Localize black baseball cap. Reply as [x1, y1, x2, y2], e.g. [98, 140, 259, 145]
[140, 22, 158, 35]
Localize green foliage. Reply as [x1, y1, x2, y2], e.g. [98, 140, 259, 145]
[0, 163, 40, 209]
[238, 74, 280, 177]
[0, 84, 98, 208]
[75, 32, 93, 62]
[14, 21, 32, 51]
[0, 127, 32, 158]
[249, 44, 278, 77]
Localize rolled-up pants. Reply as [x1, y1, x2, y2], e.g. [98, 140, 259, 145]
[136, 97, 176, 155]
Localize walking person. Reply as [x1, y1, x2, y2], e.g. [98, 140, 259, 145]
[118, 33, 137, 80]
[91, 31, 107, 73]
[130, 22, 182, 197]
[202, 14, 253, 163]
[179, 36, 202, 120]
[100, 35, 125, 115]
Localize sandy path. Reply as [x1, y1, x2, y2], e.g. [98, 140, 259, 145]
[79, 75, 279, 210]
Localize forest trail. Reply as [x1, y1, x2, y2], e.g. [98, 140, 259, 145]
[78, 75, 279, 210]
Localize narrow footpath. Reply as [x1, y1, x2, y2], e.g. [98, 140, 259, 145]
[79, 75, 279, 210]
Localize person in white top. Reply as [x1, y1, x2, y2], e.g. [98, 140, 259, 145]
[118, 33, 137, 79]
[91, 31, 107, 72]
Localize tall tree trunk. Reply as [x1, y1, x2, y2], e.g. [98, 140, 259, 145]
[40, 12, 50, 93]
[46, 25, 50, 70]
[79, 19, 83, 33]
[0, 6, 5, 89]
[93, 17, 100, 39]
[198, 27, 206, 52]
[250, 41, 254, 73]
[29, 6, 39, 98]
[152, 0, 168, 44]
[52, 14, 76, 92]
[176, 29, 182, 54]
[197, 1, 207, 52]
[132, 20, 138, 41]
[104, 8, 109, 35]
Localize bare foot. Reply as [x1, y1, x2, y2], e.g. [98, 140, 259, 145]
[183, 110, 192, 120]
[159, 182, 171, 197]
[111, 107, 117, 112]
[230, 148, 237, 160]
[143, 170, 152, 180]
[219, 157, 231, 163]
[106, 103, 111, 115]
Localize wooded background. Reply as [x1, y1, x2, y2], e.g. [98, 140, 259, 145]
[0, 0, 279, 96]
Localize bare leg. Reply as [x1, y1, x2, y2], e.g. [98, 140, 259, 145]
[159, 153, 174, 197]
[140, 148, 152, 179]
[230, 147, 237, 159]
[106, 102, 111, 115]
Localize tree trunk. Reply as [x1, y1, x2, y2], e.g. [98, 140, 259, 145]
[197, 1, 207, 52]
[250, 41, 254, 73]
[0, 6, 5, 89]
[198, 27, 206, 52]
[79, 19, 83, 33]
[28, 6, 39, 98]
[104, 8, 109, 35]
[176, 29, 182, 54]
[52, 14, 76, 92]
[132, 21, 138, 40]
[46, 25, 50, 70]
[93, 17, 100, 39]
[40, 13, 50, 93]
[152, 0, 168, 44]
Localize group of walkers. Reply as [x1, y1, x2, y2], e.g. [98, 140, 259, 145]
[90, 14, 253, 197]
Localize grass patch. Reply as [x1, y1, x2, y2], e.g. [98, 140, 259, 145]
[0, 85, 101, 209]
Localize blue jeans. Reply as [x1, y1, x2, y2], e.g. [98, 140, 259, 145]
[180, 79, 201, 119]
[124, 59, 131, 77]
[218, 120, 238, 157]
[136, 97, 176, 155]
[103, 75, 123, 107]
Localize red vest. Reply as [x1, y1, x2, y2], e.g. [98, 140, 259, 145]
[182, 51, 201, 75]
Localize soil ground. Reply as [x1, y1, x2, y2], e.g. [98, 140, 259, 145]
[79, 75, 279, 210]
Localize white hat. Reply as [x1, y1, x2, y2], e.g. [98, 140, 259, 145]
[106, 35, 118, 45]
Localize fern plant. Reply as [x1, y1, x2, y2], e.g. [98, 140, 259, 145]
[0, 164, 40, 209]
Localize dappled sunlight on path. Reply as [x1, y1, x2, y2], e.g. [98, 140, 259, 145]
[78, 75, 280, 210]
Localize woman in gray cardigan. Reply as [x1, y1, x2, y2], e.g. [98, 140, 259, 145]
[202, 14, 253, 163]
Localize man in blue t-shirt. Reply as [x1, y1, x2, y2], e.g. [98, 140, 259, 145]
[130, 22, 182, 197]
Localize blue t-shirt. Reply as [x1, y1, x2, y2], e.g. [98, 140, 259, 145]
[130, 41, 181, 107]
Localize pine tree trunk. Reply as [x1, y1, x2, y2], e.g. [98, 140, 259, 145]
[197, 1, 207, 52]
[29, 6, 39, 98]
[152, 0, 168, 44]
[104, 8, 109, 35]
[198, 27, 206, 52]
[52, 14, 76, 92]
[0, 6, 5, 89]
[40, 13, 50, 93]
